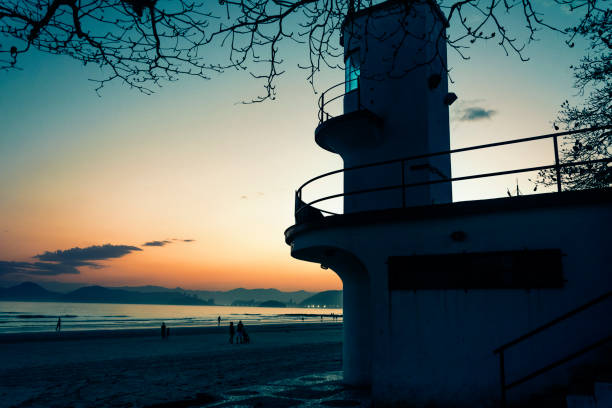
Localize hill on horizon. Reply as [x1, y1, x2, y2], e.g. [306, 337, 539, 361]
[0, 282, 212, 306]
[63, 285, 213, 306]
[0, 282, 340, 307]
[0, 282, 60, 300]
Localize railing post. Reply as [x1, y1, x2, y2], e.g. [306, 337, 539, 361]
[357, 77, 361, 110]
[553, 134, 562, 193]
[320, 93, 325, 124]
[401, 159, 406, 208]
[499, 350, 507, 408]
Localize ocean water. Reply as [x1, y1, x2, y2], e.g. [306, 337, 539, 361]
[0, 301, 342, 334]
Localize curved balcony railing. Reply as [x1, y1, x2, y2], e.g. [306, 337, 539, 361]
[318, 78, 363, 125]
[295, 126, 612, 222]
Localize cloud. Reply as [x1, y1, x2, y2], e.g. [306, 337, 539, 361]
[241, 192, 264, 200]
[35, 244, 142, 262]
[0, 244, 143, 277]
[142, 240, 172, 247]
[457, 107, 497, 121]
[182, 239, 195, 242]
[0, 261, 80, 276]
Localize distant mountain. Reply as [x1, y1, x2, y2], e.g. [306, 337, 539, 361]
[19, 280, 91, 294]
[0, 281, 336, 307]
[300, 290, 343, 308]
[61, 286, 213, 305]
[190, 288, 313, 306]
[111, 285, 179, 293]
[0, 282, 60, 300]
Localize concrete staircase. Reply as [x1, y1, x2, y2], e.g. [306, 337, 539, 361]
[566, 381, 612, 408]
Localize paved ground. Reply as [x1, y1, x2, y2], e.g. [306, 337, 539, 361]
[145, 371, 371, 408]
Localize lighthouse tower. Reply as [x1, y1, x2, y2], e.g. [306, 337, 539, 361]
[315, 0, 452, 213]
[286, 0, 612, 407]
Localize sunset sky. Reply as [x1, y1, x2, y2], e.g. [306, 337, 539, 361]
[0, 3, 590, 291]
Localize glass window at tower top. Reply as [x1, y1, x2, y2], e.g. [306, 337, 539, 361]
[345, 53, 360, 93]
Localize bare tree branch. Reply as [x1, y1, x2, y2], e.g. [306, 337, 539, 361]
[0, 0, 603, 99]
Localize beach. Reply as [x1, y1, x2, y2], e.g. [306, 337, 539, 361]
[0, 323, 356, 408]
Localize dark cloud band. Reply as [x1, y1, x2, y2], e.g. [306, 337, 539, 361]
[35, 244, 142, 262]
[458, 107, 497, 121]
[0, 260, 80, 276]
[1, 244, 142, 277]
[1, 239, 193, 277]
[142, 240, 172, 247]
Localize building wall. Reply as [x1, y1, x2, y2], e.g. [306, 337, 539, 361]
[290, 197, 612, 406]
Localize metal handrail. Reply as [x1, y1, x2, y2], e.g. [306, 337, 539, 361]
[494, 291, 612, 354]
[318, 78, 362, 124]
[493, 290, 612, 407]
[295, 126, 612, 218]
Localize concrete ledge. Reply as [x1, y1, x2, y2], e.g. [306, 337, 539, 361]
[285, 188, 612, 244]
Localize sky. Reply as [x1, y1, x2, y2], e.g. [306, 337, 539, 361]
[0, 1, 592, 291]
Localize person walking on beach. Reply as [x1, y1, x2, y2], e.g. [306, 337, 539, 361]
[161, 322, 167, 339]
[217, 316, 221, 327]
[229, 322, 235, 344]
[236, 320, 244, 344]
[55, 316, 61, 332]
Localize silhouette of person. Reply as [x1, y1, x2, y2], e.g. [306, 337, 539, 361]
[237, 320, 244, 344]
[229, 322, 235, 344]
[161, 322, 166, 339]
[218, 316, 221, 327]
[243, 328, 250, 344]
[55, 317, 61, 332]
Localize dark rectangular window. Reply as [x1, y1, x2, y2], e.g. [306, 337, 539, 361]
[388, 249, 564, 290]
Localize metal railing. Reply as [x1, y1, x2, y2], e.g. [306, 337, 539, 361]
[318, 78, 363, 124]
[493, 290, 612, 407]
[295, 126, 612, 220]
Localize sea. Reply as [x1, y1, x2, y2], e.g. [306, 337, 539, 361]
[0, 301, 342, 334]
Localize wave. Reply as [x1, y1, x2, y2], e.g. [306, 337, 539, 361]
[281, 313, 343, 317]
[16, 314, 79, 319]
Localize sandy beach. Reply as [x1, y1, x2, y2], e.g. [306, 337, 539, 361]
[0, 323, 355, 408]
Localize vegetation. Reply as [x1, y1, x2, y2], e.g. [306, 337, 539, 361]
[539, 8, 611, 191]
[0, 0, 602, 99]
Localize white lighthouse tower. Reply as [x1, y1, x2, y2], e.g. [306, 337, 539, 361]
[287, 0, 612, 406]
[314, 0, 452, 213]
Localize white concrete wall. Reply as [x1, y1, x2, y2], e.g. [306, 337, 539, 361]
[287, 246, 373, 386]
[289, 198, 612, 406]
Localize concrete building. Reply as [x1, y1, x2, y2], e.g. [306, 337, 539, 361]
[285, 0, 612, 406]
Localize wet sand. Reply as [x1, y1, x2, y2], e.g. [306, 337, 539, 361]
[0, 323, 344, 408]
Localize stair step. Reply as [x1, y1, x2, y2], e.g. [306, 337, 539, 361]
[594, 382, 612, 407]
[566, 394, 596, 408]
